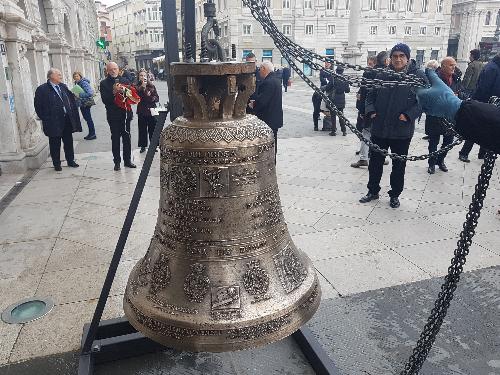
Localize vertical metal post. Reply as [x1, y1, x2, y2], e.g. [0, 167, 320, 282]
[161, 0, 183, 121]
[182, 0, 197, 62]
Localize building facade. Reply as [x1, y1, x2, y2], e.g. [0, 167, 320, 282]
[0, 0, 101, 173]
[194, 0, 452, 72]
[448, 0, 500, 68]
[108, 0, 164, 70]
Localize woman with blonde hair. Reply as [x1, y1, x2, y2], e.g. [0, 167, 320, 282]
[73, 71, 96, 140]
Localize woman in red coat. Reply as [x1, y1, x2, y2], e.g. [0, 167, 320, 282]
[135, 70, 160, 153]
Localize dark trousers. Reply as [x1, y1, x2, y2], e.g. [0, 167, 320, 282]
[368, 136, 411, 198]
[49, 115, 74, 167]
[459, 140, 485, 159]
[138, 114, 156, 147]
[428, 133, 454, 166]
[80, 106, 96, 136]
[282, 79, 288, 92]
[331, 108, 346, 134]
[312, 95, 321, 129]
[108, 110, 132, 164]
[272, 129, 278, 164]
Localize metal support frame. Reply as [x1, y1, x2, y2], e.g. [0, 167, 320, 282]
[160, 0, 183, 121]
[181, 0, 197, 61]
[79, 316, 340, 375]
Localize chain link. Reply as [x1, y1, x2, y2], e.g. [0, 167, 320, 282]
[242, 0, 463, 162]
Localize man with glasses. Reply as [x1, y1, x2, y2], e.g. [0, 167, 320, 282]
[359, 43, 427, 208]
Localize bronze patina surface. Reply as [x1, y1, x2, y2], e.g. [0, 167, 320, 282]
[123, 62, 320, 352]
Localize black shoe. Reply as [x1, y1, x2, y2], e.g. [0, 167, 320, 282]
[140, 147, 146, 153]
[54, 165, 62, 172]
[422, 135, 429, 140]
[427, 165, 435, 174]
[84, 135, 96, 140]
[124, 162, 137, 168]
[114, 163, 121, 171]
[390, 197, 400, 208]
[329, 131, 336, 136]
[438, 162, 448, 172]
[67, 161, 79, 168]
[355, 151, 360, 155]
[359, 192, 379, 203]
[458, 154, 470, 163]
[314, 126, 318, 131]
[342, 132, 347, 136]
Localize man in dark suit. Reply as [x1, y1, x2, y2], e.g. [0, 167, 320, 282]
[248, 61, 283, 162]
[34, 68, 82, 171]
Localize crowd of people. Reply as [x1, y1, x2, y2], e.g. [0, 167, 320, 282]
[34, 63, 160, 172]
[32, 45, 500, 211]
[307, 44, 500, 209]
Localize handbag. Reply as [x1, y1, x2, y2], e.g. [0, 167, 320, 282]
[81, 95, 96, 107]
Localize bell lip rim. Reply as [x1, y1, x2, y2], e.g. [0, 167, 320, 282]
[123, 272, 320, 330]
[123, 282, 321, 352]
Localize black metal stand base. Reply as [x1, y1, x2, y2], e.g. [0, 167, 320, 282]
[78, 317, 340, 375]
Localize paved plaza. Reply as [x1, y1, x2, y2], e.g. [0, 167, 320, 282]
[0, 80, 499, 375]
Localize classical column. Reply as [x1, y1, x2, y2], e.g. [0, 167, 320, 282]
[48, 38, 72, 84]
[26, 31, 50, 88]
[0, 1, 48, 172]
[341, 0, 363, 65]
[70, 47, 86, 76]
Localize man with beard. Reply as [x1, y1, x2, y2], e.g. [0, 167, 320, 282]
[359, 43, 427, 208]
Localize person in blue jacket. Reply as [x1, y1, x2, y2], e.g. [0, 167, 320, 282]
[73, 72, 96, 140]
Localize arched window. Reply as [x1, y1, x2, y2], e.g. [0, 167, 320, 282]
[485, 11, 491, 25]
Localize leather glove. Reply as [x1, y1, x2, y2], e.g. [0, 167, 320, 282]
[416, 69, 462, 121]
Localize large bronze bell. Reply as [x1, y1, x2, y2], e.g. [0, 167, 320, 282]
[123, 62, 320, 352]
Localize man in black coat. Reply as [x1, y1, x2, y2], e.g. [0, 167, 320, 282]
[360, 43, 427, 209]
[312, 61, 333, 131]
[100, 61, 137, 171]
[425, 57, 464, 174]
[245, 53, 262, 114]
[34, 68, 82, 171]
[249, 61, 283, 162]
[328, 66, 350, 136]
[282, 66, 291, 92]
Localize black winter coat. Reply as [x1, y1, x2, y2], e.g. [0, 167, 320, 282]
[332, 78, 350, 109]
[100, 75, 130, 121]
[254, 73, 283, 130]
[472, 55, 500, 103]
[425, 69, 465, 136]
[34, 81, 82, 138]
[456, 100, 500, 154]
[365, 60, 427, 140]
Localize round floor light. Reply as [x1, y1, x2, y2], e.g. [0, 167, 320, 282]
[1, 298, 54, 324]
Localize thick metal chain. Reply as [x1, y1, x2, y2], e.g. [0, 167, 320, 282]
[401, 150, 497, 374]
[400, 96, 499, 374]
[242, 0, 463, 162]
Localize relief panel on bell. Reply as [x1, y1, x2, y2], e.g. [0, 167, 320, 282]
[211, 285, 242, 320]
[273, 245, 307, 294]
[200, 167, 229, 197]
[169, 165, 200, 197]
